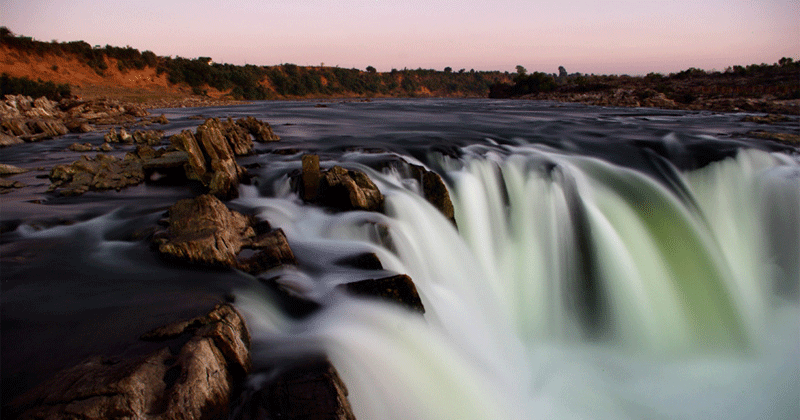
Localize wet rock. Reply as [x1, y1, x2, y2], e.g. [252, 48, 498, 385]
[236, 116, 280, 143]
[317, 165, 384, 212]
[11, 304, 251, 420]
[746, 130, 800, 145]
[742, 114, 792, 124]
[153, 114, 170, 124]
[67, 142, 93, 152]
[237, 229, 298, 274]
[233, 357, 355, 420]
[334, 252, 383, 270]
[98, 142, 113, 152]
[339, 274, 425, 314]
[132, 129, 165, 146]
[153, 195, 297, 273]
[301, 154, 321, 201]
[0, 131, 24, 146]
[196, 118, 247, 199]
[221, 117, 254, 156]
[47, 154, 145, 196]
[154, 194, 256, 268]
[0, 178, 25, 193]
[64, 119, 94, 133]
[0, 163, 29, 175]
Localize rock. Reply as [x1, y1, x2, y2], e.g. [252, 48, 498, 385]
[747, 130, 800, 145]
[170, 129, 209, 182]
[742, 114, 791, 124]
[132, 129, 165, 145]
[11, 304, 251, 420]
[317, 165, 384, 212]
[0, 163, 29, 175]
[154, 195, 297, 273]
[155, 194, 256, 268]
[153, 114, 170, 124]
[334, 252, 383, 270]
[0, 178, 25, 193]
[421, 170, 456, 226]
[236, 116, 280, 143]
[301, 154, 321, 201]
[48, 154, 145, 196]
[237, 229, 298, 274]
[0, 131, 24, 146]
[142, 151, 191, 171]
[339, 274, 425, 314]
[98, 142, 113, 152]
[68, 142, 93, 152]
[233, 357, 355, 420]
[118, 127, 133, 143]
[221, 118, 254, 156]
[64, 119, 94, 133]
[196, 119, 246, 199]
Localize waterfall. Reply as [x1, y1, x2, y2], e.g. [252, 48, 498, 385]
[234, 147, 799, 420]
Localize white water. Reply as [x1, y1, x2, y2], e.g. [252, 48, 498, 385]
[234, 147, 800, 420]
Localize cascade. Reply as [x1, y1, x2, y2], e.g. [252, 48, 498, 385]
[234, 146, 799, 420]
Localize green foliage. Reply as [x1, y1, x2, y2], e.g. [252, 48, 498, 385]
[1, 73, 71, 100]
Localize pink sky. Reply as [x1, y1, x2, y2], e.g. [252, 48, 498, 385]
[2, 0, 798, 75]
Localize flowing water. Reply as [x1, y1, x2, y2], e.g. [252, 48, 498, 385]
[1, 99, 798, 418]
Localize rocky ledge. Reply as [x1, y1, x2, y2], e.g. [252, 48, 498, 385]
[0, 94, 152, 146]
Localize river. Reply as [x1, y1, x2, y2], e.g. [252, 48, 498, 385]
[2, 99, 798, 419]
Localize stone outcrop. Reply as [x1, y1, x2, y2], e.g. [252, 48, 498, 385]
[233, 357, 355, 420]
[299, 161, 384, 212]
[170, 118, 251, 199]
[153, 194, 297, 273]
[406, 164, 457, 226]
[104, 127, 165, 145]
[339, 274, 426, 314]
[11, 304, 251, 420]
[236, 116, 280, 143]
[48, 154, 145, 196]
[0, 95, 151, 145]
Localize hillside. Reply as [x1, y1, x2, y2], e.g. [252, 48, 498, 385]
[0, 28, 512, 103]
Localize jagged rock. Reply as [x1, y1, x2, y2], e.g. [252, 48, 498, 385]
[0, 163, 29, 175]
[154, 194, 256, 267]
[742, 114, 791, 124]
[0, 178, 25, 193]
[98, 142, 113, 152]
[233, 357, 355, 420]
[153, 195, 296, 273]
[68, 142, 93, 152]
[421, 170, 456, 226]
[11, 304, 251, 420]
[0, 131, 24, 146]
[170, 129, 208, 182]
[317, 165, 384, 212]
[195, 118, 247, 199]
[220, 117, 254, 156]
[118, 127, 133, 143]
[339, 274, 426, 314]
[334, 252, 383, 270]
[236, 116, 280, 143]
[132, 129, 165, 146]
[48, 154, 145, 196]
[301, 154, 321, 201]
[153, 114, 169, 124]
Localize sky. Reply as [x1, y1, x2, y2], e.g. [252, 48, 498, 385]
[2, 0, 798, 75]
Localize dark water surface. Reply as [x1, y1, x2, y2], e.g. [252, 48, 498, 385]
[1, 99, 798, 412]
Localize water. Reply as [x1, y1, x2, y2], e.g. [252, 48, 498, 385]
[1, 99, 798, 418]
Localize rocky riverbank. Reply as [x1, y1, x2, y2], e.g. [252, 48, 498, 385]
[3, 99, 458, 418]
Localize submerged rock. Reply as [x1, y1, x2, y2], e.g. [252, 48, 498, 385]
[339, 274, 426, 314]
[233, 357, 355, 420]
[236, 116, 280, 143]
[11, 304, 251, 420]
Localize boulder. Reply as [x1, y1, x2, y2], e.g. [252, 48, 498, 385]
[48, 154, 145, 196]
[11, 304, 251, 420]
[153, 195, 297, 273]
[0, 131, 24, 146]
[68, 142, 93, 152]
[196, 118, 247, 199]
[317, 165, 384, 212]
[132, 129, 165, 146]
[170, 129, 209, 182]
[236, 116, 280, 143]
[0, 163, 29, 175]
[339, 274, 425, 314]
[221, 118, 254, 156]
[233, 357, 355, 420]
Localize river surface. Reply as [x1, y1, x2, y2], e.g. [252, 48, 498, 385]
[2, 99, 799, 419]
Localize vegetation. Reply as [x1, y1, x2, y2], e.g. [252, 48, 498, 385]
[1, 27, 512, 100]
[490, 58, 800, 101]
[1, 73, 71, 100]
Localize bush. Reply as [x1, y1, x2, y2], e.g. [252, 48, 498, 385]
[1, 73, 71, 100]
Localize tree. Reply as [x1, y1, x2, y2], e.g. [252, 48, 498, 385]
[366, 65, 376, 73]
[444, 67, 452, 73]
[515, 65, 527, 76]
